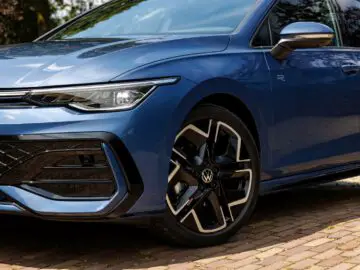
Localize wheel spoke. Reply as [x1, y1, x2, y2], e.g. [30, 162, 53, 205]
[222, 169, 253, 221]
[167, 160, 200, 216]
[172, 147, 190, 167]
[214, 122, 242, 162]
[207, 191, 226, 225]
[205, 119, 218, 162]
[169, 162, 199, 186]
[180, 189, 227, 233]
[167, 184, 199, 216]
[218, 159, 252, 179]
[168, 160, 181, 183]
[177, 188, 211, 218]
[173, 119, 214, 166]
[168, 187, 209, 221]
[217, 183, 233, 220]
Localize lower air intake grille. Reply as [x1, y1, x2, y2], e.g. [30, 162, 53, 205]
[0, 140, 116, 199]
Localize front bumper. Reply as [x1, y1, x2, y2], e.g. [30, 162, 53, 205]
[0, 103, 150, 220]
[0, 78, 197, 220]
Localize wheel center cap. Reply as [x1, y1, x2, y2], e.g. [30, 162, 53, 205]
[201, 168, 214, 184]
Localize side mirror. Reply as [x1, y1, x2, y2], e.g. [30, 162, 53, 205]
[271, 22, 335, 60]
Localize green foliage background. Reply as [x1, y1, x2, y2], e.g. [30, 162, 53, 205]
[0, 0, 106, 45]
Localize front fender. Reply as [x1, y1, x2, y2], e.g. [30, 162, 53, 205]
[118, 53, 273, 214]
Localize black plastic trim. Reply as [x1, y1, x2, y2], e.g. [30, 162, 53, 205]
[260, 163, 360, 195]
[105, 134, 145, 218]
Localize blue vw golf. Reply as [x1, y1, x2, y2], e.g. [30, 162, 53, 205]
[0, 0, 359, 246]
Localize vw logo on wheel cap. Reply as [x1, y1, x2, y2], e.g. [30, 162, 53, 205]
[201, 168, 214, 184]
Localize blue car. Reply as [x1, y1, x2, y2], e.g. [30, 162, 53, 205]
[0, 0, 359, 246]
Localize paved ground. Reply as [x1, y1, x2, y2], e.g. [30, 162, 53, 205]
[2, 179, 360, 269]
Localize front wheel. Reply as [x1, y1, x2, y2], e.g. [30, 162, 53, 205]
[158, 104, 260, 247]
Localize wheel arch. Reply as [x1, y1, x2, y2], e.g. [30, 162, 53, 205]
[165, 77, 267, 174]
[195, 93, 261, 155]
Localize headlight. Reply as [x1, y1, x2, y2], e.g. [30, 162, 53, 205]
[2, 78, 178, 112]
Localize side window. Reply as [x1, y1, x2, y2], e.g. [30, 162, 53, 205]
[336, 0, 360, 47]
[252, 0, 339, 47]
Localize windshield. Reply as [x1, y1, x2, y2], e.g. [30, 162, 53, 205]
[49, 0, 256, 40]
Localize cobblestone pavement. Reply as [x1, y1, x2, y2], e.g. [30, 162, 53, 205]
[2, 179, 360, 269]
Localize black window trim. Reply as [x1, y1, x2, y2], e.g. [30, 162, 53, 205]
[249, 0, 278, 48]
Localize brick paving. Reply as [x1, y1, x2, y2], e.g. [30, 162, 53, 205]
[2, 178, 360, 269]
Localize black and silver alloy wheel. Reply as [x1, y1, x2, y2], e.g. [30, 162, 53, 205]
[159, 104, 259, 247]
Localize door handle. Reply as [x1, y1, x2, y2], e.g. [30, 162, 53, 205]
[341, 64, 360, 75]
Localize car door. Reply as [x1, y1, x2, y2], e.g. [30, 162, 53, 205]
[253, 0, 360, 179]
[335, 0, 360, 97]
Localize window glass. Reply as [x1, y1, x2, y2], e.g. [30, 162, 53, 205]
[253, 0, 338, 46]
[336, 0, 360, 47]
[50, 0, 257, 40]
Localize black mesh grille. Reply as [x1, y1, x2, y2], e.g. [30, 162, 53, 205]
[0, 140, 116, 199]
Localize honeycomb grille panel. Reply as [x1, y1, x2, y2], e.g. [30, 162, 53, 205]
[0, 140, 116, 199]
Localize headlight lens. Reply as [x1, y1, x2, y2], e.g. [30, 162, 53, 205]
[4, 78, 178, 112]
[27, 85, 153, 111]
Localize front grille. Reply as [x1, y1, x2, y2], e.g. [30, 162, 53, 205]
[0, 140, 116, 199]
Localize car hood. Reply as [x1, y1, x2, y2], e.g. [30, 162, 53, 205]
[0, 35, 229, 89]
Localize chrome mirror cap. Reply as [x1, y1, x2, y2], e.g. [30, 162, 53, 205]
[271, 22, 335, 60]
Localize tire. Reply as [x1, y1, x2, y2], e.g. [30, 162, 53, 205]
[157, 104, 260, 247]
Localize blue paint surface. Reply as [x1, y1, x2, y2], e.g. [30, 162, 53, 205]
[0, 0, 358, 218]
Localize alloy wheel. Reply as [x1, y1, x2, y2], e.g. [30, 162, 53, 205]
[166, 119, 253, 234]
